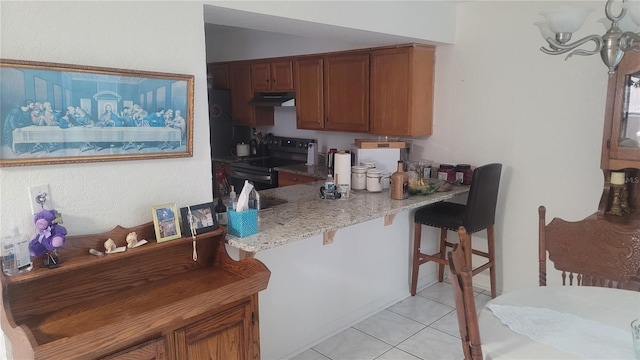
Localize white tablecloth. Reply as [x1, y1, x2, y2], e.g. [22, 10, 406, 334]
[478, 286, 640, 359]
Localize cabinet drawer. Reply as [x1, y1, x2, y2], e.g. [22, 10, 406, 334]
[278, 172, 317, 187]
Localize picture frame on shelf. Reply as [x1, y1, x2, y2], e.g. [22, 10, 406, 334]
[180, 202, 218, 237]
[151, 202, 182, 243]
[0, 58, 194, 167]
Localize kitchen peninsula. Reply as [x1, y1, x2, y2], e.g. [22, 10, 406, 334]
[227, 180, 469, 253]
[224, 179, 469, 359]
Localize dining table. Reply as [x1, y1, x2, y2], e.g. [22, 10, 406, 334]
[478, 286, 640, 359]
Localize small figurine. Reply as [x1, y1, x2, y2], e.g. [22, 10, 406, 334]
[29, 209, 67, 269]
[126, 232, 138, 248]
[104, 239, 117, 253]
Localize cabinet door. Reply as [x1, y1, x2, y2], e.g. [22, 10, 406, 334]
[251, 62, 272, 92]
[324, 52, 369, 132]
[229, 63, 254, 126]
[602, 51, 640, 170]
[174, 301, 255, 360]
[251, 61, 293, 92]
[271, 60, 294, 91]
[101, 338, 166, 360]
[295, 58, 325, 130]
[208, 63, 230, 90]
[370, 45, 435, 136]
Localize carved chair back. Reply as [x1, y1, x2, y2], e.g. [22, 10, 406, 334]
[449, 227, 483, 360]
[538, 206, 640, 290]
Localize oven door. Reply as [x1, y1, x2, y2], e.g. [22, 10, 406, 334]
[229, 166, 278, 193]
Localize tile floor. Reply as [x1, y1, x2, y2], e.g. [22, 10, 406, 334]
[290, 281, 492, 360]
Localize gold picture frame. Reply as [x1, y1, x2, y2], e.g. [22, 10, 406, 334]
[0, 58, 194, 167]
[151, 202, 182, 243]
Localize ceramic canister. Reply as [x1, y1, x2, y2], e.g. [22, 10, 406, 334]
[366, 169, 384, 192]
[351, 165, 368, 190]
[236, 142, 250, 157]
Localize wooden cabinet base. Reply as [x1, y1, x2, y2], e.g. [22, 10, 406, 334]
[278, 171, 319, 186]
[0, 223, 270, 359]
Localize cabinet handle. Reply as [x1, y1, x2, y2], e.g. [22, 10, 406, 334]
[325, 118, 329, 123]
[265, 79, 269, 83]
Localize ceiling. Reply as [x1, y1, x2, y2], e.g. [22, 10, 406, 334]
[202, 4, 429, 46]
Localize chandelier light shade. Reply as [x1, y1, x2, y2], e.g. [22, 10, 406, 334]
[537, 0, 640, 75]
[540, 5, 594, 33]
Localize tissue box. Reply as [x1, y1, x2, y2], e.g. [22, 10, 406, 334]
[227, 209, 258, 237]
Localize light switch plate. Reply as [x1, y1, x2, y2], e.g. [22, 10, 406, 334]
[29, 184, 50, 214]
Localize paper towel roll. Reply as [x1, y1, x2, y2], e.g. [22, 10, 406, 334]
[333, 152, 351, 189]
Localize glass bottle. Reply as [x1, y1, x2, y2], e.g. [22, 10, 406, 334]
[2, 225, 32, 276]
[215, 198, 228, 226]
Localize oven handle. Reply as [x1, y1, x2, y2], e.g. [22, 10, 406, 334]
[230, 169, 273, 184]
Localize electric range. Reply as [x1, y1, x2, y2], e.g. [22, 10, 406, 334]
[230, 135, 316, 192]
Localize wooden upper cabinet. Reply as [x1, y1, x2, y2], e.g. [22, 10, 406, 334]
[251, 60, 294, 92]
[370, 44, 435, 136]
[228, 64, 274, 127]
[601, 51, 640, 171]
[295, 57, 324, 130]
[229, 63, 254, 126]
[324, 52, 370, 132]
[208, 63, 230, 90]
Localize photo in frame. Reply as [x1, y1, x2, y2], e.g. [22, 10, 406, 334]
[180, 202, 219, 237]
[0, 59, 194, 167]
[151, 203, 182, 243]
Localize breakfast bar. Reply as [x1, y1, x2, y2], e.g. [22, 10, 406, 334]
[227, 180, 469, 253]
[223, 180, 470, 359]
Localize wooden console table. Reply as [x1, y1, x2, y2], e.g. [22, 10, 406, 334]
[0, 222, 270, 359]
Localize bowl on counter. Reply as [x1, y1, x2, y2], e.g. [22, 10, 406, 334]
[408, 178, 446, 195]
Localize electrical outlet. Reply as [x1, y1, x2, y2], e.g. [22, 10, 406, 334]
[29, 184, 50, 214]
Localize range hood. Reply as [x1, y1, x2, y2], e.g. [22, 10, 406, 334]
[249, 92, 295, 107]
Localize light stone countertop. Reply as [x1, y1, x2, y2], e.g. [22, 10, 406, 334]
[225, 180, 470, 253]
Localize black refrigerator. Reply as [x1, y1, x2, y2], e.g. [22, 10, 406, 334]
[208, 89, 251, 158]
[208, 89, 250, 197]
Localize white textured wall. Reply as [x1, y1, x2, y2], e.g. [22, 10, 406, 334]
[424, 1, 607, 292]
[0, 1, 212, 236]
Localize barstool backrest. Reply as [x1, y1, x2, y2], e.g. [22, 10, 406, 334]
[462, 163, 502, 234]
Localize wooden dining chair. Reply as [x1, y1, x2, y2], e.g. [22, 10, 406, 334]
[448, 227, 483, 360]
[539, 206, 640, 290]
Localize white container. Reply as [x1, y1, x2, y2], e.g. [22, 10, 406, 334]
[366, 169, 384, 192]
[2, 226, 32, 276]
[235, 142, 250, 157]
[381, 172, 391, 189]
[361, 162, 376, 170]
[351, 166, 368, 190]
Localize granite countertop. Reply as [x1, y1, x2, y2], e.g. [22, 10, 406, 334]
[225, 181, 470, 253]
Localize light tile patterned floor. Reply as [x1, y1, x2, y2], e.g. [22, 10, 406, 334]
[290, 281, 492, 360]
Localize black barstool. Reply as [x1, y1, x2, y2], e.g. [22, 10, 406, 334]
[410, 163, 502, 298]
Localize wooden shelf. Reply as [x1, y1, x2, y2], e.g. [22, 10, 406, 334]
[1, 222, 270, 359]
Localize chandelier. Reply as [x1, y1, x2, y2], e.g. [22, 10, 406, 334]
[536, 0, 640, 76]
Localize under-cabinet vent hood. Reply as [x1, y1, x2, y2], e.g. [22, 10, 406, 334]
[249, 92, 295, 107]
